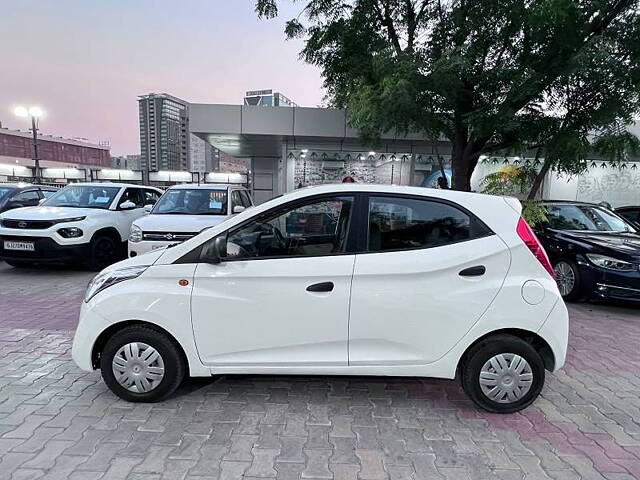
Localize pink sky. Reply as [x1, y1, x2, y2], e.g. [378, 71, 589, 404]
[1, 1, 324, 155]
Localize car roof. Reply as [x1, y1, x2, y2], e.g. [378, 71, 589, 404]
[167, 183, 239, 191]
[538, 200, 602, 207]
[615, 205, 639, 210]
[62, 182, 158, 189]
[0, 183, 31, 190]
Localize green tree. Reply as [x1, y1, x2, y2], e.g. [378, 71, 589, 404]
[256, 0, 640, 190]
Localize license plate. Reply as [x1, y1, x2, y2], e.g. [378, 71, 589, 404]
[3, 241, 35, 251]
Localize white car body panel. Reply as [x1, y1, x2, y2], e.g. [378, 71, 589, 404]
[191, 255, 355, 366]
[72, 184, 568, 387]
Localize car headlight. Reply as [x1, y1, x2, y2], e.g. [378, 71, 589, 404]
[57, 227, 83, 238]
[129, 224, 142, 243]
[85, 265, 149, 302]
[586, 254, 636, 272]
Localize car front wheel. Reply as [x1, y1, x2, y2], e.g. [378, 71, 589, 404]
[100, 325, 186, 402]
[461, 335, 545, 413]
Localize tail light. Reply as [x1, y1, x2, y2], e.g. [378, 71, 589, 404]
[516, 217, 555, 279]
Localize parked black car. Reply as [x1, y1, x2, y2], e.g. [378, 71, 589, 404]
[0, 184, 58, 213]
[533, 201, 640, 302]
[615, 206, 640, 229]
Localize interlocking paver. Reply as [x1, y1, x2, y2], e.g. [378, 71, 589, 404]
[2, 263, 640, 478]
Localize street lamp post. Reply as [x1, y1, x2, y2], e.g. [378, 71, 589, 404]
[14, 106, 44, 184]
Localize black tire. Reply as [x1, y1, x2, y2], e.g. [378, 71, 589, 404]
[87, 234, 119, 271]
[553, 259, 583, 302]
[100, 325, 186, 402]
[461, 334, 545, 413]
[4, 260, 33, 268]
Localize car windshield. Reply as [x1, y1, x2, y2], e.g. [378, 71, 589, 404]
[42, 185, 120, 209]
[0, 187, 16, 201]
[545, 204, 637, 233]
[152, 189, 228, 215]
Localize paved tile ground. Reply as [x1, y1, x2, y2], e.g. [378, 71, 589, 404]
[0, 263, 640, 479]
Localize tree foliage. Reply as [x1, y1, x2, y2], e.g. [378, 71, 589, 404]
[256, 0, 640, 190]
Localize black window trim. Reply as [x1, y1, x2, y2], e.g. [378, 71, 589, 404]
[175, 192, 364, 264]
[357, 192, 495, 256]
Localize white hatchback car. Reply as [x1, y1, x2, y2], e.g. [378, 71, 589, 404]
[72, 184, 568, 413]
[128, 184, 252, 257]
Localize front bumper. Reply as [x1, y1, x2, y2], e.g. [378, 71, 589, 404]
[128, 240, 172, 257]
[0, 234, 89, 263]
[577, 256, 640, 302]
[72, 301, 102, 371]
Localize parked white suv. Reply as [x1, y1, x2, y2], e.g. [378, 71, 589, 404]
[128, 184, 252, 258]
[72, 184, 568, 413]
[0, 183, 161, 270]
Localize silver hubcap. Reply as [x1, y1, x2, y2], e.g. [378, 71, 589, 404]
[112, 342, 165, 393]
[554, 262, 575, 297]
[479, 353, 533, 403]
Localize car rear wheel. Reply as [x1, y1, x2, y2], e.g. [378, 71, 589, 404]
[461, 335, 545, 413]
[100, 325, 186, 402]
[553, 259, 582, 301]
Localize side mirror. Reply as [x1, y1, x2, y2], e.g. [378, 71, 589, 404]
[204, 236, 227, 264]
[144, 204, 153, 213]
[233, 205, 246, 214]
[120, 200, 137, 210]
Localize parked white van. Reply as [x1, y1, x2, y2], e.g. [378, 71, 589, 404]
[128, 184, 252, 257]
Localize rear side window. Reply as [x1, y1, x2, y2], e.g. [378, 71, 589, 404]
[367, 196, 491, 252]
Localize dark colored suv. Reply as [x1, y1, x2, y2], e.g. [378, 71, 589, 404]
[0, 184, 58, 213]
[533, 201, 640, 303]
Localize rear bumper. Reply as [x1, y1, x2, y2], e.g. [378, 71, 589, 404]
[577, 256, 640, 302]
[537, 299, 569, 372]
[0, 235, 89, 263]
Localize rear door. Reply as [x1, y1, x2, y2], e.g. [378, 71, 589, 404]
[348, 194, 511, 366]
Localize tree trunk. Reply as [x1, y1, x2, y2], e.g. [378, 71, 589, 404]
[527, 156, 552, 200]
[451, 149, 480, 191]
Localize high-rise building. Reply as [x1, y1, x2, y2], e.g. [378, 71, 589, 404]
[244, 89, 297, 107]
[138, 93, 190, 173]
[189, 134, 219, 173]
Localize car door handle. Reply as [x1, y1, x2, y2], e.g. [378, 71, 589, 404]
[306, 282, 334, 292]
[459, 265, 486, 277]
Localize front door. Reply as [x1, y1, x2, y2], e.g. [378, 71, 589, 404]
[349, 194, 511, 366]
[114, 188, 146, 240]
[190, 194, 356, 366]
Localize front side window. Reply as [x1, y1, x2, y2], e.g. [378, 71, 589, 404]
[42, 185, 120, 209]
[231, 190, 243, 210]
[119, 188, 145, 208]
[40, 189, 57, 199]
[142, 189, 160, 205]
[240, 190, 252, 207]
[219, 196, 354, 260]
[12, 190, 40, 203]
[152, 189, 228, 215]
[545, 205, 636, 233]
[367, 196, 489, 252]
